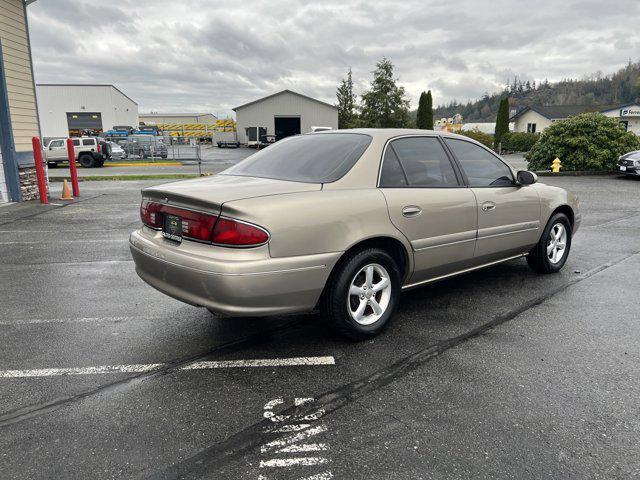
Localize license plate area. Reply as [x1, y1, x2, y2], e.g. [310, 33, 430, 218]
[619, 165, 627, 171]
[162, 214, 183, 242]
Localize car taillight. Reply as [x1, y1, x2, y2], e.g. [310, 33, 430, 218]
[140, 199, 162, 229]
[212, 217, 269, 246]
[139, 200, 267, 246]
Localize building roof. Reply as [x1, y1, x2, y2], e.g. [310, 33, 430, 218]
[36, 83, 138, 105]
[510, 103, 630, 121]
[233, 89, 337, 111]
[140, 113, 217, 118]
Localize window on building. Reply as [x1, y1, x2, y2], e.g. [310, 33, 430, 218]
[444, 138, 514, 187]
[527, 123, 537, 133]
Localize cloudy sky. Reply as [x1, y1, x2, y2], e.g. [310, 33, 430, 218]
[27, 0, 640, 117]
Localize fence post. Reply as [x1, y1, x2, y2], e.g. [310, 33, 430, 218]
[66, 138, 80, 197]
[31, 136, 48, 204]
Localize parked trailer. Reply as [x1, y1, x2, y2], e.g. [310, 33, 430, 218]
[214, 131, 240, 148]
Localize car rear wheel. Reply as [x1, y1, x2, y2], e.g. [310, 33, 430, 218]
[79, 154, 95, 168]
[321, 248, 401, 340]
[527, 213, 572, 273]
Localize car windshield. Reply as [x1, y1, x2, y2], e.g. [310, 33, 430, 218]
[221, 133, 372, 183]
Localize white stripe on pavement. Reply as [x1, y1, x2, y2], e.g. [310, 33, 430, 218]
[0, 356, 336, 378]
[259, 457, 329, 468]
[0, 316, 150, 326]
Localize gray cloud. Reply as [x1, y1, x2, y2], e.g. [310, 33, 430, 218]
[26, 0, 640, 117]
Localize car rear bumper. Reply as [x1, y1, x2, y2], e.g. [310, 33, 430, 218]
[129, 229, 341, 316]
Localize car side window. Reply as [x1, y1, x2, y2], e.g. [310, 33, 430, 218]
[50, 140, 63, 148]
[379, 147, 408, 187]
[72, 139, 80, 146]
[381, 137, 458, 187]
[444, 138, 514, 187]
[82, 139, 95, 146]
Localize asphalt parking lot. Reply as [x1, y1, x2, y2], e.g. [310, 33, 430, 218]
[1, 174, 639, 479]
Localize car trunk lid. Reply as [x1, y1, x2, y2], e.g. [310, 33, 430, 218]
[142, 174, 321, 214]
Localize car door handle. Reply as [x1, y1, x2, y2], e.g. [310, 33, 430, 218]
[402, 205, 422, 217]
[482, 202, 496, 212]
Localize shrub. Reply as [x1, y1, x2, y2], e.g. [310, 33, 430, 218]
[501, 132, 539, 152]
[459, 128, 493, 148]
[526, 113, 640, 171]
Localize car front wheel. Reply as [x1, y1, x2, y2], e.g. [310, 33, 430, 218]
[321, 248, 401, 340]
[527, 213, 572, 273]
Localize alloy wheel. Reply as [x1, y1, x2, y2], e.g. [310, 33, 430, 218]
[547, 223, 568, 264]
[347, 263, 392, 325]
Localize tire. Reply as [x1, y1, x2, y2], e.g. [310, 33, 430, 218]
[321, 248, 401, 340]
[47, 162, 58, 168]
[79, 154, 95, 168]
[527, 213, 572, 274]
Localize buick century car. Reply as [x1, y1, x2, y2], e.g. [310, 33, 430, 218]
[130, 130, 580, 339]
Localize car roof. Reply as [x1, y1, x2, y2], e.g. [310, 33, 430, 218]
[312, 128, 478, 143]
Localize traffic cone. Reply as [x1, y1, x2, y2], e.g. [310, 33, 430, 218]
[60, 179, 73, 201]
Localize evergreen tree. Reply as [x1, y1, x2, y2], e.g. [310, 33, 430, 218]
[416, 91, 428, 129]
[425, 90, 434, 129]
[494, 97, 510, 149]
[336, 68, 358, 129]
[360, 58, 411, 128]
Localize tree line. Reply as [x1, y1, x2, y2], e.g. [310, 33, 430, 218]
[433, 60, 640, 122]
[336, 58, 434, 129]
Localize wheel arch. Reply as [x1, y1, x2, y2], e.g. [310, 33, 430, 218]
[550, 204, 575, 229]
[316, 235, 412, 309]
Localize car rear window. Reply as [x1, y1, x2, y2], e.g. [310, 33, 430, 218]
[221, 133, 372, 183]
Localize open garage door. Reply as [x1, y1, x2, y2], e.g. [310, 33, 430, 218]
[274, 116, 301, 140]
[67, 112, 103, 137]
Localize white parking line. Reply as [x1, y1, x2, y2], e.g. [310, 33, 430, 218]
[0, 316, 152, 326]
[0, 239, 125, 245]
[0, 356, 335, 378]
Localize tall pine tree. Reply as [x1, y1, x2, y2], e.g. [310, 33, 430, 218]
[336, 68, 358, 129]
[416, 91, 429, 129]
[425, 90, 434, 129]
[360, 58, 411, 128]
[494, 97, 510, 148]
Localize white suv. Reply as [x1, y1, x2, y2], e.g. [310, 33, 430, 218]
[45, 137, 110, 168]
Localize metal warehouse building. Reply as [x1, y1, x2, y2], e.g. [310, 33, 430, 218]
[0, 0, 41, 203]
[233, 89, 338, 144]
[36, 84, 139, 139]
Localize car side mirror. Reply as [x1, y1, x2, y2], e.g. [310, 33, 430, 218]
[517, 170, 537, 185]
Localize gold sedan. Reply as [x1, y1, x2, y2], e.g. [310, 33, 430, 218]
[130, 129, 580, 339]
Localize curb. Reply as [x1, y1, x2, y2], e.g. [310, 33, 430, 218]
[534, 170, 618, 177]
[48, 174, 199, 182]
[105, 162, 181, 167]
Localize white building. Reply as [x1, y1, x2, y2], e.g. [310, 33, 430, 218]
[36, 84, 138, 139]
[0, 0, 41, 203]
[233, 90, 338, 144]
[511, 104, 640, 134]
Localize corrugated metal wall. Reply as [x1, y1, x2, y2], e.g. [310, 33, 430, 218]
[0, 0, 39, 154]
[36, 85, 139, 138]
[235, 92, 338, 143]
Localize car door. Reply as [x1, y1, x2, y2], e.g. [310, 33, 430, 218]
[443, 138, 541, 263]
[46, 140, 66, 161]
[379, 135, 478, 285]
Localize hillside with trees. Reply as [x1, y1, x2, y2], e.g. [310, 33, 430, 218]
[429, 60, 640, 122]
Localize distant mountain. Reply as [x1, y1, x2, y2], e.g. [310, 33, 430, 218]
[415, 61, 640, 123]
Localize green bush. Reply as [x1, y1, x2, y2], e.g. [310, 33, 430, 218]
[459, 128, 493, 148]
[526, 113, 640, 171]
[501, 132, 539, 152]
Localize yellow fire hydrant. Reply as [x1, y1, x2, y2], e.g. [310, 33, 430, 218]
[551, 157, 562, 173]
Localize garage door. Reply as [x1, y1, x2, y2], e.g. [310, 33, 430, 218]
[274, 116, 301, 140]
[66, 112, 103, 137]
